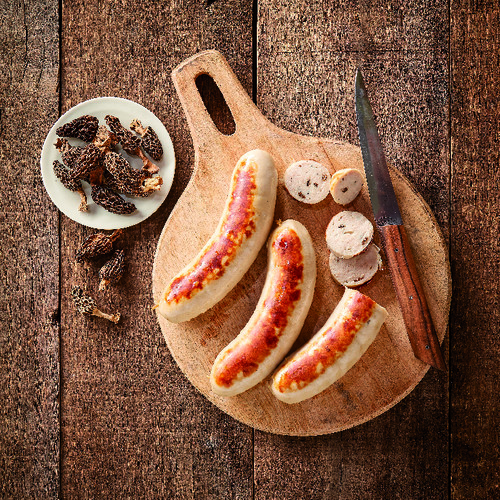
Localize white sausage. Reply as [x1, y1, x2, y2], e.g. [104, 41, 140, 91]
[325, 210, 373, 259]
[329, 244, 382, 287]
[158, 150, 278, 323]
[272, 288, 388, 404]
[210, 220, 316, 397]
[329, 168, 363, 205]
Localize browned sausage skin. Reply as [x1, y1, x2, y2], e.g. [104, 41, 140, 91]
[275, 291, 375, 392]
[211, 220, 316, 397]
[158, 150, 277, 323]
[166, 159, 258, 304]
[212, 226, 304, 388]
[272, 288, 388, 404]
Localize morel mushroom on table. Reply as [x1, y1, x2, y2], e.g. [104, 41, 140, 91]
[98, 249, 125, 291]
[76, 229, 123, 262]
[71, 286, 120, 323]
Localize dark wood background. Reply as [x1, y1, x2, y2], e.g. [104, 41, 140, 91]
[1, 0, 498, 498]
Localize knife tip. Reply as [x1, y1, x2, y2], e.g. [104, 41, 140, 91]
[355, 68, 364, 89]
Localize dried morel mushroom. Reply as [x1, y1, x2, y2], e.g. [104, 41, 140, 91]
[92, 125, 119, 152]
[55, 137, 71, 153]
[76, 229, 123, 263]
[105, 115, 141, 153]
[105, 115, 159, 174]
[99, 249, 125, 290]
[88, 165, 105, 186]
[70, 144, 105, 180]
[55, 138, 85, 171]
[103, 171, 162, 199]
[104, 152, 162, 197]
[91, 184, 136, 214]
[57, 115, 99, 143]
[53, 160, 88, 212]
[130, 119, 163, 161]
[102, 168, 124, 193]
[71, 286, 120, 323]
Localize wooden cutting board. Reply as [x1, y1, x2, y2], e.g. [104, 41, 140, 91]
[152, 50, 451, 436]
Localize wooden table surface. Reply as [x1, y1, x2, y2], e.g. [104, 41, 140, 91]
[1, 1, 498, 498]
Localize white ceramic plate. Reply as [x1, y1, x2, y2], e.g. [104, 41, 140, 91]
[40, 97, 175, 229]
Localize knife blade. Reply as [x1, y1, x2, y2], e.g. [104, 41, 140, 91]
[355, 69, 446, 371]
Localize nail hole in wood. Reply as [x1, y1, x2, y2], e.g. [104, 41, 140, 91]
[195, 74, 236, 136]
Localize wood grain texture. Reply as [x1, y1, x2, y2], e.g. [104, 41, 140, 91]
[0, 1, 60, 498]
[450, 3, 500, 498]
[255, 0, 450, 496]
[60, 1, 254, 498]
[152, 50, 451, 436]
[1, 0, 498, 497]
[258, 0, 450, 232]
[379, 224, 446, 370]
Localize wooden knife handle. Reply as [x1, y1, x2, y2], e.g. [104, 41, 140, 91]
[379, 224, 447, 371]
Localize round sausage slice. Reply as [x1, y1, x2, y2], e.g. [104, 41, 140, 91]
[329, 244, 381, 287]
[330, 168, 363, 205]
[325, 211, 373, 259]
[284, 160, 330, 204]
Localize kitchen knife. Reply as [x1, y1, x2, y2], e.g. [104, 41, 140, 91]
[355, 69, 446, 371]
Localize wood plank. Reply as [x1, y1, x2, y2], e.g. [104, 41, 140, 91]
[0, 1, 60, 498]
[60, 1, 254, 498]
[450, 3, 500, 498]
[255, 0, 449, 497]
[255, 378, 448, 499]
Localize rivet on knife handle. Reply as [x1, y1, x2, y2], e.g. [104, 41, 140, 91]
[379, 225, 446, 370]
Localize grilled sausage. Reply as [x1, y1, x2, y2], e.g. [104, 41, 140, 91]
[210, 220, 316, 396]
[272, 288, 388, 404]
[158, 150, 278, 323]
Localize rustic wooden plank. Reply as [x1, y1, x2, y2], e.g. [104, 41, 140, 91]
[255, 1, 449, 497]
[0, 1, 60, 498]
[60, 0, 254, 498]
[255, 378, 449, 499]
[450, 3, 500, 498]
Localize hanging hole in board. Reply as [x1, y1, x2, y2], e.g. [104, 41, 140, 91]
[195, 74, 236, 136]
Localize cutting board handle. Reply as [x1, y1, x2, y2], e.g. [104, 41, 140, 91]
[172, 50, 270, 150]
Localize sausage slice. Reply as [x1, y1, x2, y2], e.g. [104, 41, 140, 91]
[330, 168, 363, 205]
[284, 160, 331, 204]
[329, 244, 382, 287]
[325, 211, 373, 259]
